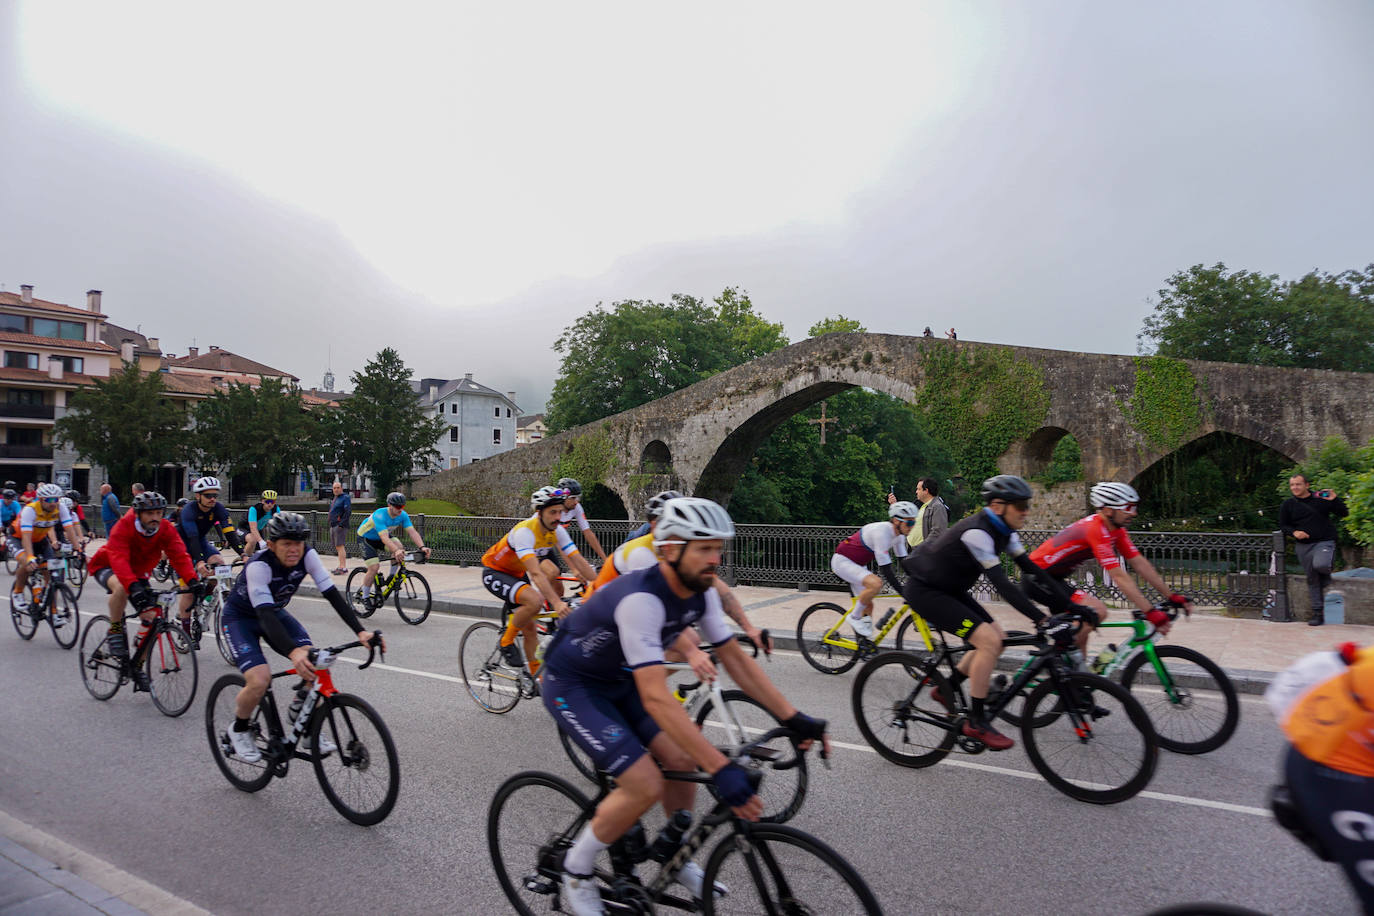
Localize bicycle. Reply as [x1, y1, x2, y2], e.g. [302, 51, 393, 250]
[796, 592, 937, 674]
[852, 612, 1160, 804]
[996, 603, 1239, 755]
[489, 727, 881, 915]
[9, 546, 80, 649]
[78, 585, 199, 717]
[345, 552, 432, 625]
[186, 559, 244, 666]
[59, 536, 89, 597]
[204, 633, 399, 825]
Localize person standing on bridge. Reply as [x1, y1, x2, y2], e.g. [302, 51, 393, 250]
[1280, 474, 1347, 627]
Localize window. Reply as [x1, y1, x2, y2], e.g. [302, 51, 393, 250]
[493, 405, 500, 418]
[4, 351, 37, 370]
[449, 426, 459, 442]
[492, 428, 502, 445]
[505, 407, 511, 418]
[6, 427, 42, 446]
[0, 314, 24, 332]
[31, 318, 85, 340]
[6, 389, 43, 405]
[450, 402, 457, 414]
[58, 356, 83, 373]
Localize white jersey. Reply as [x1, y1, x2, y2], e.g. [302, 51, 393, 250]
[559, 502, 591, 532]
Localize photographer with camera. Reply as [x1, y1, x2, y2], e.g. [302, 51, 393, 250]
[1280, 473, 1348, 626]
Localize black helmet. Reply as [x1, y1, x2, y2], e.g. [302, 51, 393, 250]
[264, 511, 311, 541]
[557, 477, 583, 496]
[386, 491, 407, 507]
[645, 489, 684, 520]
[1, 489, 14, 499]
[980, 475, 1033, 504]
[132, 491, 168, 512]
[176, 497, 191, 507]
[65, 489, 82, 502]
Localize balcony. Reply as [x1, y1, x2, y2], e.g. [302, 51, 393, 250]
[0, 403, 56, 420]
[0, 444, 53, 459]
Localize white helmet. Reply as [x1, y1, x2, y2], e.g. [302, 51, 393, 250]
[59, 497, 73, 510]
[193, 476, 222, 494]
[530, 485, 569, 511]
[889, 501, 919, 520]
[1090, 481, 1140, 509]
[654, 498, 735, 544]
[36, 483, 62, 499]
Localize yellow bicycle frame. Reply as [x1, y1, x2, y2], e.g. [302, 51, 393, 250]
[814, 593, 937, 653]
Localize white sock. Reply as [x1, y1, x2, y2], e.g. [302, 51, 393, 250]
[565, 823, 610, 876]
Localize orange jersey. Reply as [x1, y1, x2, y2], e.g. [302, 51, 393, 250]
[587, 532, 657, 595]
[480, 515, 578, 578]
[1284, 648, 1374, 777]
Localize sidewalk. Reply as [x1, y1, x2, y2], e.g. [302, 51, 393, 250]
[304, 560, 1372, 694]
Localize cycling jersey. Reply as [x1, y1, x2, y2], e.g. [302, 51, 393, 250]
[1283, 646, 1374, 778]
[18, 500, 74, 534]
[834, 521, 908, 568]
[588, 532, 656, 593]
[559, 502, 592, 532]
[89, 511, 196, 590]
[178, 500, 237, 563]
[357, 506, 412, 542]
[0, 499, 17, 528]
[224, 546, 336, 615]
[246, 501, 280, 529]
[1029, 514, 1140, 578]
[480, 515, 579, 578]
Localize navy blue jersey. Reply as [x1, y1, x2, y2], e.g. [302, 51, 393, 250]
[224, 547, 334, 616]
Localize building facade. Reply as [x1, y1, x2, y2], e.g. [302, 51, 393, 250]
[414, 374, 520, 471]
[516, 413, 547, 446]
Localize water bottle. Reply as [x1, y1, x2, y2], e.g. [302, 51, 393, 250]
[1067, 648, 1086, 670]
[1091, 644, 1117, 674]
[613, 822, 650, 866]
[650, 809, 693, 863]
[874, 608, 896, 631]
[287, 683, 309, 724]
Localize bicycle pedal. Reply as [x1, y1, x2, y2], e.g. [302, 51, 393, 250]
[523, 873, 557, 895]
[956, 735, 986, 754]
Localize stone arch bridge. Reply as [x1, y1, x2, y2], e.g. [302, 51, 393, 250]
[414, 334, 1374, 523]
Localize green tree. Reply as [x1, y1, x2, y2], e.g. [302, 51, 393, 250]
[337, 348, 447, 497]
[54, 363, 189, 493]
[546, 289, 789, 432]
[1139, 262, 1374, 371]
[808, 315, 866, 336]
[190, 378, 320, 489]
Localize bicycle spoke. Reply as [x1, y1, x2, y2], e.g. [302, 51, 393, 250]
[704, 824, 881, 915]
[312, 695, 399, 825]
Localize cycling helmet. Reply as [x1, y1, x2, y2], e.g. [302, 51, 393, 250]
[36, 483, 62, 499]
[2, 489, 15, 499]
[192, 476, 221, 494]
[1090, 481, 1140, 510]
[386, 491, 406, 507]
[59, 497, 72, 510]
[530, 486, 569, 511]
[889, 500, 920, 520]
[65, 489, 82, 502]
[176, 497, 191, 507]
[261, 489, 279, 501]
[264, 511, 311, 541]
[131, 491, 168, 512]
[654, 498, 735, 543]
[645, 489, 684, 520]
[980, 475, 1033, 504]
[557, 477, 583, 496]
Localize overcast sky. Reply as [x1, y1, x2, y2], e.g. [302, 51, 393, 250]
[3, 1, 1372, 412]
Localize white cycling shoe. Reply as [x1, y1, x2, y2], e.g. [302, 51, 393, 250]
[848, 613, 875, 638]
[226, 728, 262, 763]
[302, 732, 338, 756]
[675, 861, 727, 900]
[561, 871, 605, 915]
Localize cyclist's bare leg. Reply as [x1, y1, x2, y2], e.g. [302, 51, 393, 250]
[540, 559, 564, 597]
[583, 736, 696, 848]
[1074, 594, 1110, 655]
[965, 622, 1005, 699]
[855, 572, 882, 621]
[233, 664, 272, 719]
[502, 584, 544, 669]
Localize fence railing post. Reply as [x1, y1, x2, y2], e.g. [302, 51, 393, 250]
[1270, 529, 1292, 622]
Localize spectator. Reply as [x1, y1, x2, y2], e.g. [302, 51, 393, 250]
[130, 482, 145, 501]
[21, 481, 36, 501]
[923, 327, 934, 338]
[328, 480, 352, 574]
[887, 478, 949, 549]
[1280, 474, 1348, 626]
[946, 328, 957, 340]
[100, 483, 121, 535]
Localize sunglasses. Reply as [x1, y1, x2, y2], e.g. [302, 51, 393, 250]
[40, 498, 58, 504]
[1008, 500, 1030, 512]
[200, 492, 219, 499]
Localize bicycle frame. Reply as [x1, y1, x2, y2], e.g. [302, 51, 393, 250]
[368, 554, 424, 602]
[256, 650, 346, 771]
[814, 595, 936, 654]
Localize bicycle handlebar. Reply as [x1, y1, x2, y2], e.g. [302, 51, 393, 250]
[308, 630, 385, 669]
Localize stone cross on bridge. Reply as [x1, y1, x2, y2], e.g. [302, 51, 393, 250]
[414, 334, 1374, 522]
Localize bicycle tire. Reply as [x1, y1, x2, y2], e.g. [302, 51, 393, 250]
[10, 593, 38, 640]
[78, 615, 122, 700]
[702, 821, 884, 915]
[204, 672, 274, 792]
[152, 559, 172, 583]
[345, 567, 378, 618]
[1020, 671, 1158, 804]
[48, 585, 79, 649]
[796, 602, 861, 674]
[892, 614, 934, 656]
[1119, 644, 1239, 755]
[147, 623, 198, 717]
[3, 548, 15, 575]
[67, 553, 88, 597]
[459, 620, 522, 713]
[992, 666, 1056, 729]
[394, 571, 432, 625]
[310, 693, 400, 825]
[1143, 904, 1269, 916]
[851, 651, 956, 768]
[488, 770, 597, 916]
[695, 689, 807, 823]
[212, 598, 236, 667]
[558, 727, 600, 783]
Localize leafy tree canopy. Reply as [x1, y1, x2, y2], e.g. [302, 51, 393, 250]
[808, 315, 866, 336]
[336, 348, 447, 498]
[190, 378, 319, 489]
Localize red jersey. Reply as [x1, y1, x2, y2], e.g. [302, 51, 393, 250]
[1029, 513, 1139, 578]
[89, 509, 196, 590]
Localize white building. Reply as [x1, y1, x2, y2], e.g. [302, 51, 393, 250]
[413, 374, 520, 470]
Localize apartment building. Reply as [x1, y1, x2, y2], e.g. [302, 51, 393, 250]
[414, 374, 520, 470]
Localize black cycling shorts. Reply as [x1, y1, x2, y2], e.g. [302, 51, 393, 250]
[481, 566, 531, 605]
[902, 579, 991, 639]
[1285, 744, 1374, 911]
[1021, 573, 1076, 614]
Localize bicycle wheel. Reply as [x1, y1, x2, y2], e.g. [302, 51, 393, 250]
[345, 567, 378, 618]
[146, 623, 198, 717]
[1020, 671, 1158, 804]
[78, 615, 122, 700]
[851, 651, 956, 768]
[394, 571, 432, 625]
[205, 672, 274, 792]
[152, 559, 171, 583]
[459, 620, 522, 713]
[558, 727, 600, 783]
[47, 585, 79, 649]
[796, 602, 861, 674]
[702, 822, 884, 915]
[3, 547, 15, 575]
[10, 592, 38, 640]
[696, 689, 807, 823]
[1120, 645, 1239, 755]
[67, 555, 88, 597]
[212, 598, 236, 667]
[892, 614, 935, 657]
[992, 666, 1056, 729]
[310, 693, 400, 825]
[488, 771, 599, 916]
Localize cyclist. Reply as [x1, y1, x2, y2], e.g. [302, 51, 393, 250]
[88, 491, 205, 691]
[482, 486, 596, 676]
[899, 475, 1076, 751]
[0, 489, 19, 549]
[541, 498, 829, 915]
[242, 488, 282, 555]
[558, 477, 608, 563]
[1025, 481, 1193, 655]
[355, 492, 432, 598]
[65, 490, 91, 538]
[176, 476, 244, 642]
[831, 501, 919, 637]
[10, 483, 80, 614]
[219, 512, 384, 763]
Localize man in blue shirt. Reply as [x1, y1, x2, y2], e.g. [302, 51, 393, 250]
[327, 480, 352, 574]
[99, 483, 121, 534]
[356, 493, 431, 593]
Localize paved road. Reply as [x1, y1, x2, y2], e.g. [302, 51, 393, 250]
[0, 594, 1355, 915]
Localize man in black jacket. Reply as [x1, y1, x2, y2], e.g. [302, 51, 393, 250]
[1279, 474, 1348, 626]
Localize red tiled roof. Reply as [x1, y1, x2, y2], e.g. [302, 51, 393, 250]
[167, 348, 296, 380]
[0, 330, 116, 353]
[0, 291, 105, 319]
[0, 367, 100, 387]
